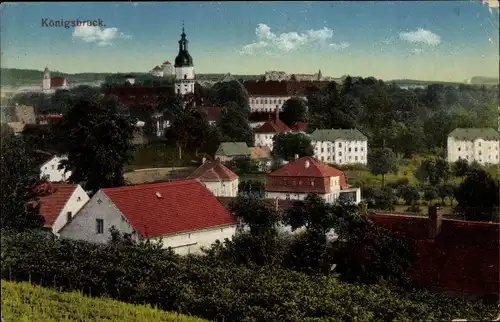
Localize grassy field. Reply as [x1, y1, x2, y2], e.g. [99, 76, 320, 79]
[1, 280, 206, 322]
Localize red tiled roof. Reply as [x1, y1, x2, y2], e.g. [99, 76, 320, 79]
[102, 179, 237, 237]
[289, 122, 308, 132]
[39, 114, 63, 121]
[188, 160, 238, 181]
[163, 61, 171, 65]
[369, 212, 500, 295]
[270, 156, 348, 186]
[50, 77, 66, 88]
[201, 106, 220, 122]
[254, 119, 291, 134]
[244, 80, 330, 96]
[35, 183, 78, 228]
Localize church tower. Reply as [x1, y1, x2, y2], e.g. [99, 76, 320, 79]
[42, 67, 51, 91]
[174, 25, 195, 97]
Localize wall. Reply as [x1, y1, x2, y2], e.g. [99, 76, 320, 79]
[249, 96, 292, 113]
[175, 66, 195, 80]
[51, 185, 90, 236]
[339, 187, 361, 204]
[40, 156, 72, 182]
[265, 191, 339, 203]
[59, 190, 137, 244]
[150, 224, 237, 255]
[254, 133, 276, 150]
[312, 139, 368, 165]
[201, 179, 239, 197]
[447, 137, 500, 165]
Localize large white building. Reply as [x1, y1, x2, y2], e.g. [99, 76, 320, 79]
[309, 129, 368, 165]
[446, 128, 500, 165]
[39, 155, 71, 182]
[59, 179, 237, 255]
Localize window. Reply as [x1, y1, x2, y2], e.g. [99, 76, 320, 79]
[339, 152, 342, 156]
[479, 151, 482, 155]
[278, 99, 282, 104]
[220, 228, 224, 232]
[338, 143, 342, 148]
[355, 156, 358, 161]
[184, 74, 187, 79]
[458, 147, 461, 152]
[354, 148, 358, 152]
[264, 99, 268, 104]
[361, 147, 364, 151]
[321, 156, 324, 161]
[321, 148, 324, 152]
[478, 142, 482, 147]
[188, 233, 191, 238]
[274, 99, 277, 104]
[96, 219, 104, 234]
[66, 211, 72, 222]
[348, 148, 351, 152]
[51, 165, 55, 170]
[77, 197, 81, 201]
[286, 194, 290, 200]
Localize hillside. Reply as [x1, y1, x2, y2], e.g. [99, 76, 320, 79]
[1, 280, 206, 322]
[0, 68, 260, 87]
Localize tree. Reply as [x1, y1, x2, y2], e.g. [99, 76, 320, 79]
[452, 158, 470, 178]
[225, 156, 259, 175]
[217, 101, 254, 146]
[238, 180, 265, 198]
[211, 80, 250, 115]
[128, 104, 156, 139]
[0, 126, 44, 230]
[434, 157, 451, 183]
[423, 185, 438, 205]
[367, 148, 398, 187]
[165, 105, 210, 159]
[56, 96, 136, 192]
[366, 187, 397, 211]
[272, 132, 314, 162]
[437, 183, 455, 206]
[414, 158, 442, 185]
[396, 185, 420, 206]
[281, 97, 308, 126]
[454, 169, 499, 221]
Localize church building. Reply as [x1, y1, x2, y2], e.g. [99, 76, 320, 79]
[42, 67, 69, 94]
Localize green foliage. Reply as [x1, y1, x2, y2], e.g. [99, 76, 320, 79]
[423, 185, 438, 204]
[396, 185, 420, 205]
[2, 229, 497, 322]
[281, 97, 308, 126]
[217, 102, 254, 146]
[272, 132, 314, 161]
[224, 156, 259, 175]
[452, 158, 470, 177]
[211, 80, 250, 115]
[367, 148, 398, 186]
[437, 183, 455, 205]
[56, 95, 136, 192]
[238, 180, 265, 197]
[0, 127, 44, 230]
[1, 281, 206, 322]
[365, 187, 397, 211]
[454, 169, 499, 221]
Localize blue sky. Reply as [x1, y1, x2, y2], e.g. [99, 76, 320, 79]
[1, 1, 498, 81]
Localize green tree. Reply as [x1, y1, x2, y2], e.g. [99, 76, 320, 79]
[423, 185, 438, 205]
[272, 132, 314, 162]
[217, 101, 254, 146]
[397, 184, 420, 206]
[366, 187, 397, 211]
[211, 80, 250, 115]
[452, 158, 470, 178]
[415, 158, 441, 185]
[437, 183, 455, 206]
[454, 169, 499, 221]
[225, 156, 259, 175]
[281, 97, 308, 126]
[367, 148, 398, 187]
[0, 126, 44, 230]
[238, 180, 265, 197]
[56, 96, 136, 192]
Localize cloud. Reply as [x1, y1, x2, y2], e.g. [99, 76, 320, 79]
[399, 28, 441, 46]
[240, 24, 349, 55]
[72, 24, 131, 46]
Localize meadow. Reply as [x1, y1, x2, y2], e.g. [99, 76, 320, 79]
[1, 280, 206, 322]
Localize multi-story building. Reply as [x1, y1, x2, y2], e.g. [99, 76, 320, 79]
[188, 159, 239, 197]
[447, 128, 500, 165]
[254, 110, 292, 150]
[309, 128, 368, 165]
[265, 156, 361, 204]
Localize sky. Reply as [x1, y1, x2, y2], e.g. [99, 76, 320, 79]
[0, 1, 499, 81]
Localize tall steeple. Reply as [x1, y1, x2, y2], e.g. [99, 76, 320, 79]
[175, 23, 193, 67]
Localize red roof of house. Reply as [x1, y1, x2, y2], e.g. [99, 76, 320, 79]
[102, 179, 237, 237]
[50, 77, 66, 88]
[243, 80, 330, 96]
[254, 119, 291, 134]
[163, 61, 171, 65]
[39, 114, 63, 121]
[35, 183, 78, 228]
[369, 212, 500, 295]
[270, 157, 348, 184]
[201, 106, 220, 122]
[188, 159, 238, 181]
[289, 122, 308, 132]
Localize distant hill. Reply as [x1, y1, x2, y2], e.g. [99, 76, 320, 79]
[388, 79, 464, 86]
[0, 68, 261, 87]
[468, 76, 499, 85]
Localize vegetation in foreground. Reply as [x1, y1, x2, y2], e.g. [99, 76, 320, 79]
[1, 280, 206, 322]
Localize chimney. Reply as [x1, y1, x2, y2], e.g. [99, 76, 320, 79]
[428, 206, 443, 239]
[305, 160, 310, 168]
[275, 105, 279, 121]
[295, 154, 299, 160]
[202, 157, 206, 164]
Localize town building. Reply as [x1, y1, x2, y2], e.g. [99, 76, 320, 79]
[446, 128, 500, 165]
[38, 114, 63, 125]
[254, 117, 292, 151]
[34, 182, 89, 236]
[249, 146, 273, 172]
[150, 65, 163, 77]
[265, 156, 361, 204]
[42, 67, 69, 94]
[174, 27, 195, 96]
[188, 159, 239, 197]
[214, 142, 251, 162]
[39, 155, 71, 182]
[58, 179, 237, 255]
[309, 128, 368, 165]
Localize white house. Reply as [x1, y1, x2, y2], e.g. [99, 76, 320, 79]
[40, 155, 71, 182]
[35, 182, 89, 236]
[188, 159, 239, 197]
[254, 115, 292, 151]
[309, 129, 368, 165]
[447, 128, 500, 165]
[265, 156, 361, 204]
[58, 179, 237, 255]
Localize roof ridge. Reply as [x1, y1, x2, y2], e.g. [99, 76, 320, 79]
[103, 179, 199, 192]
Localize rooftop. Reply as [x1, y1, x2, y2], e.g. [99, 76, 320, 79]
[448, 128, 499, 141]
[188, 159, 238, 181]
[35, 183, 79, 228]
